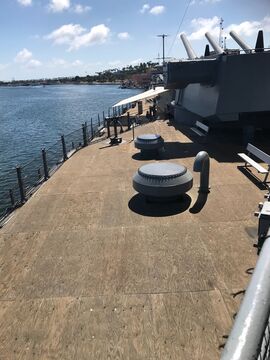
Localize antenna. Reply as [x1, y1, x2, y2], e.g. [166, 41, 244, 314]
[219, 17, 224, 49]
[224, 36, 227, 50]
[157, 34, 168, 64]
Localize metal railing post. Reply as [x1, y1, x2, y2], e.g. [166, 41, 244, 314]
[108, 108, 110, 118]
[113, 117, 118, 137]
[103, 111, 105, 126]
[82, 123, 88, 147]
[9, 189, 15, 207]
[98, 114, 100, 126]
[42, 148, 49, 180]
[90, 118, 94, 139]
[107, 119, 111, 138]
[127, 112, 131, 130]
[16, 166, 26, 203]
[61, 135, 68, 161]
[132, 120, 135, 141]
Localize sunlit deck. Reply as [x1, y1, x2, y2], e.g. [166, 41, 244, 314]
[0, 119, 265, 359]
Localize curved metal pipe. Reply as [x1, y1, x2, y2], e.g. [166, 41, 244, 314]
[193, 151, 210, 193]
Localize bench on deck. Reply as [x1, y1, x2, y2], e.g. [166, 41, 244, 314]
[238, 143, 270, 184]
[191, 121, 209, 137]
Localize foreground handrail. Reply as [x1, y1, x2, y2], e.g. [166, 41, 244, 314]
[221, 229, 270, 360]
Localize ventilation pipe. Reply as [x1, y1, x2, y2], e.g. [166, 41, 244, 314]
[229, 30, 252, 54]
[193, 151, 210, 193]
[205, 32, 224, 55]
[180, 33, 198, 60]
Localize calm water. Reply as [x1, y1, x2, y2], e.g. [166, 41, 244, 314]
[0, 85, 141, 214]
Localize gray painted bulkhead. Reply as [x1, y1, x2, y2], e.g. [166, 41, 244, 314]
[166, 51, 270, 125]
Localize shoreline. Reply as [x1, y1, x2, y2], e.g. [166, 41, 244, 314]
[0, 82, 145, 89]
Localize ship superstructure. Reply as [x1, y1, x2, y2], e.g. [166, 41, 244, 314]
[165, 30, 270, 132]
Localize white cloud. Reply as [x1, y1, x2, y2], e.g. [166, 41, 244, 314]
[118, 32, 130, 40]
[14, 48, 33, 63]
[69, 24, 110, 51]
[186, 15, 270, 42]
[49, 0, 70, 12]
[46, 23, 110, 51]
[26, 59, 42, 68]
[73, 4, 91, 13]
[226, 20, 262, 37]
[187, 16, 220, 40]
[140, 4, 150, 13]
[45, 24, 86, 45]
[149, 5, 165, 15]
[14, 48, 42, 68]
[17, 0, 32, 6]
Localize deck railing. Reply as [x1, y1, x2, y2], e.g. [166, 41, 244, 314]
[221, 228, 270, 360]
[0, 109, 149, 225]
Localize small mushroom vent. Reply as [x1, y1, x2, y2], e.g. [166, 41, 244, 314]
[134, 134, 164, 152]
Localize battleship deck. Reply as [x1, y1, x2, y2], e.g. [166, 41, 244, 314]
[0, 119, 265, 359]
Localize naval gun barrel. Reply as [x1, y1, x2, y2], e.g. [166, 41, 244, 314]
[205, 32, 224, 55]
[180, 33, 197, 60]
[230, 30, 252, 54]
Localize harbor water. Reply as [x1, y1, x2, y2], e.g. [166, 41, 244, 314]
[0, 84, 141, 216]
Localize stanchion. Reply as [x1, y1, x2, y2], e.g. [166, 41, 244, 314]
[107, 119, 111, 138]
[82, 123, 88, 147]
[16, 166, 26, 203]
[61, 135, 68, 161]
[42, 148, 49, 180]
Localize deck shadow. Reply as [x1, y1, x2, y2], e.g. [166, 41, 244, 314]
[237, 166, 268, 190]
[162, 142, 203, 160]
[166, 121, 270, 163]
[189, 192, 209, 214]
[128, 193, 191, 217]
[132, 152, 163, 161]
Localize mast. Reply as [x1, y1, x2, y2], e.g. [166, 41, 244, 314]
[219, 17, 224, 49]
[157, 34, 168, 64]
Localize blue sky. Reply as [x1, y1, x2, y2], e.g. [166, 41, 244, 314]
[0, 0, 269, 81]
